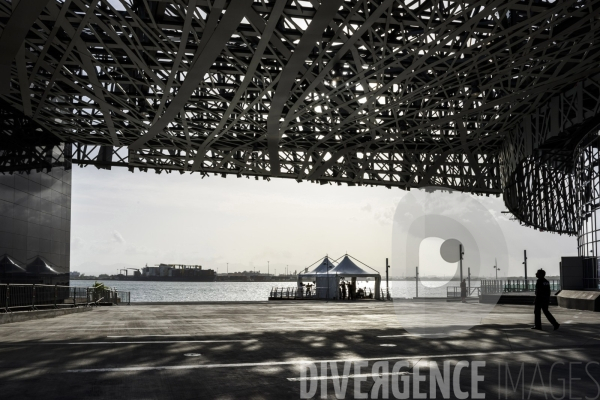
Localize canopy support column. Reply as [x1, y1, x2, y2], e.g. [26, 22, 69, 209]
[374, 276, 381, 300]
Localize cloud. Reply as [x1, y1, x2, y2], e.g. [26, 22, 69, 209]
[361, 204, 372, 212]
[112, 230, 126, 245]
[374, 205, 396, 225]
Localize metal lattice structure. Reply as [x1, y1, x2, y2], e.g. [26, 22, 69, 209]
[2, 0, 600, 235]
[501, 73, 600, 235]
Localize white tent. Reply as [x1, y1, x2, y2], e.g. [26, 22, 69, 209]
[297, 257, 338, 299]
[297, 255, 382, 300]
[298, 257, 336, 277]
[330, 256, 382, 300]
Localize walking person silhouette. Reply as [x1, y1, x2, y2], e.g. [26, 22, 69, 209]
[532, 269, 560, 331]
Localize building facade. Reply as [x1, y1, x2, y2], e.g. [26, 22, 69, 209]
[0, 166, 71, 284]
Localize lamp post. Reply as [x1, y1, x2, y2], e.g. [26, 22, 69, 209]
[468, 267, 471, 297]
[494, 262, 500, 280]
[385, 258, 390, 300]
[415, 266, 419, 298]
[459, 244, 464, 283]
[522, 250, 528, 282]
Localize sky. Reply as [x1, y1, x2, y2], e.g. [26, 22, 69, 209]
[70, 167, 576, 278]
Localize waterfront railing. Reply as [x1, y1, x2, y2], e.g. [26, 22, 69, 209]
[479, 279, 561, 295]
[0, 284, 131, 312]
[269, 286, 317, 299]
[446, 286, 481, 298]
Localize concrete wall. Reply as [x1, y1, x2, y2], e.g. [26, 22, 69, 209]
[0, 167, 71, 280]
[557, 290, 600, 311]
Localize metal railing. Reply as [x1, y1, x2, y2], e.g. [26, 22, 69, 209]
[269, 286, 378, 300]
[0, 284, 131, 312]
[447, 286, 481, 298]
[269, 287, 317, 299]
[480, 279, 561, 295]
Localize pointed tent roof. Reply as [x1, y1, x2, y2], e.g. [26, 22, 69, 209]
[0, 254, 26, 274]
[330, 256, 380, 277]
[26, 256, 59, 275]
[299, 257, 336, 276]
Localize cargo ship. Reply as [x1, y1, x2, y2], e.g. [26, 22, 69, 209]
[116, 264, 216, 282]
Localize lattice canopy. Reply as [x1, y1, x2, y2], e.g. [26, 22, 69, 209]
[2, 0, 600, 233]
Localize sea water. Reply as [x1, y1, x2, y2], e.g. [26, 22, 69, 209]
[71, 280, 481, 302]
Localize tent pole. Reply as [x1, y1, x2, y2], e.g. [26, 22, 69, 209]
[326, 261, 329, 302]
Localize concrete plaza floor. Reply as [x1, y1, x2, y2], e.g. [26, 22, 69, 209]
[0, 301, 599, 399]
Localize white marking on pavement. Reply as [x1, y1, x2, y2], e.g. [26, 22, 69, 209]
[107, 335, 192, 338]
[64, 340, 256, 344]
[377, 333, 451, 337]
[287, 371, 411, 381]
[0, 339, 257, 346]
[64, 346, 593, 373]
[501, 328, 549, 333]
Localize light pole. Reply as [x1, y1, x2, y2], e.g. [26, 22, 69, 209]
[459, 244, 464, 283]
[268, 261, 269, 276]
[415, 266, 419, 298]
[522, 250, 528, 281]
[494, 262, 500, 280]
[385, 258, 390, 300]
[468, 267, 471, 297]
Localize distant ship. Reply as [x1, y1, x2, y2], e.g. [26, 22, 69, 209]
[116, 264, 216, 282]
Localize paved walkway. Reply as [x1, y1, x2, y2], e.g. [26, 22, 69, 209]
[0, 302, 598, 399]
